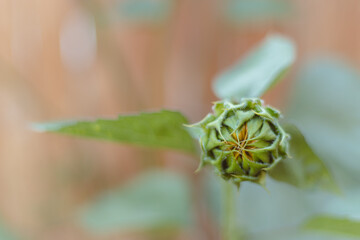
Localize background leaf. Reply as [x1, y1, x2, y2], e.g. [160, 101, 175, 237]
[204, 172, 359, 240]
[302, 215, 360, 238]
[79, 169, 193, 235]
[33, 110, 197, 154]
[115, 0, 174, 23]
[269, 123, 338, 192]
[204, 172, 318, 240]
[0, 220, 17, 240]
[286, 58, 360, 189]
[225, 0, 293, 24]
[212, 34, 296, 100]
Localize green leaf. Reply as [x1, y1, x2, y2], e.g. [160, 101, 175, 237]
[302, 215, 360, 237]
[287, 58, 360, 188]
[269, 123, 338, 192]
[213, 34, 296, 100]
[33, 110, 196, 154]
[225, 0, 293, 24]
[79, 170, 193, 234]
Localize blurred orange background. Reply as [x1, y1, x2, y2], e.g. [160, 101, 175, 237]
[1, 0, 360, 239]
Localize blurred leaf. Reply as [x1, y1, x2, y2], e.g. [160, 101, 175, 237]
[33, 110, 196, 154]
[204, 169, 359, 240]
[204, 172, 316, 238]
[79, 170, 193, 234]
[320, 190, 360, 221]
[116, 0, 173, 23]
[302, 215, 360, 237]
[225, 0, 293, 24]
[213, 34, 296, 101]
[287, 58, 360, 187]
[0, 221, 17, 240]
[269, 123, 338, 193]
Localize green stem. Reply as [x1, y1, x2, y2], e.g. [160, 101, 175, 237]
[222, 181, 237, 240]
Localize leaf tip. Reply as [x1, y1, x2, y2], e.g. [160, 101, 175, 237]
[30, 123, 51, 132]
[29, 120, 76, 133]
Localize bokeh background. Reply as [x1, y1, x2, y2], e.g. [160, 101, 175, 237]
[1, 0, 360, 239]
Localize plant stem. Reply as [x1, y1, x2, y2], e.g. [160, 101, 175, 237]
[222, 181, 237, 240]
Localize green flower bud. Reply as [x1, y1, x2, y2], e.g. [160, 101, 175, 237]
[188, 98, 290, 187]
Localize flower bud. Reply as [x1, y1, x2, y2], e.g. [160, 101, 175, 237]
[188, 98, 290, 186]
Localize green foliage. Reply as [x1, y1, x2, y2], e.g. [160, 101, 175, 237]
[303, 215, 360, 237]
[269, 123, 338, 192]
[213, 34, 295, 101]
[79, 170, 193, 234]
[33, 110, 196, 154]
